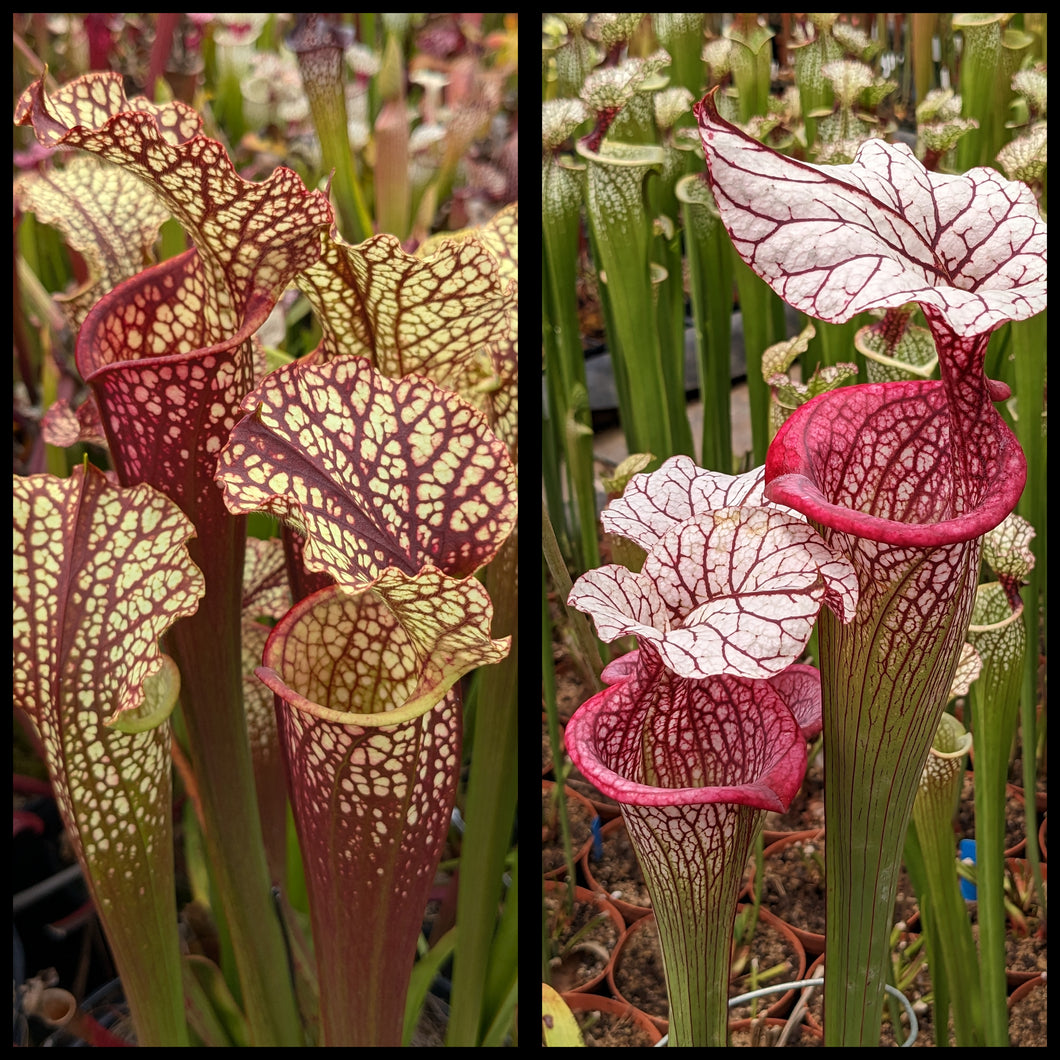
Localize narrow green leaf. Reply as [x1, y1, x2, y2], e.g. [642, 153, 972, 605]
[402, 927, 457, 1046]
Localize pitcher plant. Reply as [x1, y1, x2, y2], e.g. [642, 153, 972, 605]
[565, 457, 858, 1045]
[14, 39, 517, 1048]
[695, 84, 1045, 1045]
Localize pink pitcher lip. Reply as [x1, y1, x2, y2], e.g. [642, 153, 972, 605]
[565, 677, 805, 813]
[765, 380, 1027, 548]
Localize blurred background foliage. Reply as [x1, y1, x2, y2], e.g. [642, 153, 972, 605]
[14, 12, 518, 476]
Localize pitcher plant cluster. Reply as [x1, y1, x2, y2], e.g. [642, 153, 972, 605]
[542, 13, 1045, 1048]
[14, 13, 518, 1048]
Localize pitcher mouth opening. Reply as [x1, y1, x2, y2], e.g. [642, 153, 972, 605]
[564, 675, 803, 814]
[765, 380, 1026, 549]
[76, 248, 271, 382]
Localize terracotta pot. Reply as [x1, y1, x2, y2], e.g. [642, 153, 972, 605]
[1006, 972, 1047, 1046]
[1002, 783, 1035, 857]
[745, 828, 921, 956]
[1001, 858, 1047, 988]
[1007, 780, 1047, 815]
[579, 816, 652, 923]
[799, 953, 827, 1037]
[606, 904, 808, 1033]
[542, 881, 625, 995]
[760, 751, 825, 845]
[954, 771, 1043, 858]
[541, 780, 599, 881]
[760, 824, 816, 847]
[727, 1016, 824, 1046]
[606, 912, 669, 1032]
[1008, 971, 1046, 1008]
[728, 906, 809, 1023]
[1005, 782, 1048, 857]
[563, 764, 623, 822]
[744, 829, 827, 956]
[559, 990, 663, 1046]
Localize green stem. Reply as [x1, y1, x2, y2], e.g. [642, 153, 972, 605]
[954, 14, 1007, 171]
[167, 520, 303, 1047]
[372, 99, 411, 241]
[1011, 311, 1047, 929]
[967, 583, 1029, 1043]
[731, 255, 780, 466]
[654, 227, 696, 460]
[564, 385, 601, 574]
[479, 849, 518, 1046]
[649, 141, 697, 462]
[910, 14, 939, 114]
[403, 927, 456, 1046]
[543, 148, 599, 571]
[678, 173, 734, 473]
[727, 16, 775, 120]
[652, 14, 706, 115]
[182, 953, 250, 1046]
[578, 138, 674, 465]
[446, 532, 519, 1046]
[815, 315, 866, 378]
[900, 831, 952, 1039]
[906, 714, 982, 1044]
[540, 560, 577, 912]
[293, 17, 372, 243]
[542, 499, 605, 690]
